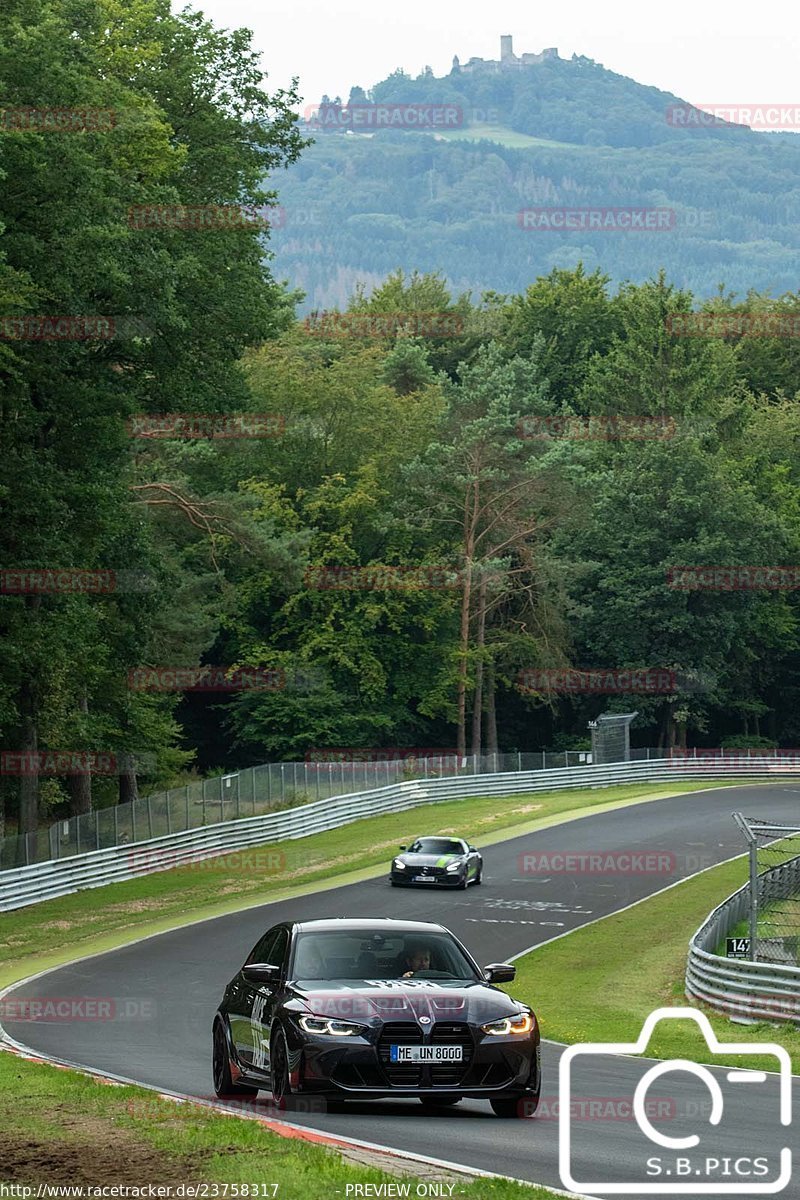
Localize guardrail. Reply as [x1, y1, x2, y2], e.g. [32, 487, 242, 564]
[1, 749, 602, 871]
[685, 856, 800, 1025]
[3, 754, 800, 913]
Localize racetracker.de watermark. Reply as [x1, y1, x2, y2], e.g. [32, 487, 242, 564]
[0, 107, 116, 131]
[126, 1095, 329, 1121]
[517, 668, 710, 694]
[305, 747, 459, 762]
[0, 751, 153, 776]
[667, 312, 800, 338]
[0, 315, 115, 340]
[518, 207, 675, 232]
[127, 205, 271, 231]
[303, 311, 465, 338]
[128, 849, 286, 875]
[304, 564, 464, 590]
[666, 103, 800, 130]
[128, 667, 285, 692]
[127, 414, 284, 439]
[518, 850, 677, 875]
[0, 997, 154, 1021]
[517, 415, 676, 440]
[304, 102, 463, 130]
[0, 569, 155, 594]
[667, 565, 800, 590]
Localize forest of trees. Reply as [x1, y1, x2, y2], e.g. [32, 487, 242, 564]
[2, 1, 800, 841]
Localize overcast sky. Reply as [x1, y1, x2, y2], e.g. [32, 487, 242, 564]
[185, 0, 799, 127]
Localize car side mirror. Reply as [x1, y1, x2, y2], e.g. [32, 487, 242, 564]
[469, 845, 477, 852]
[242, 963, 281, 987]
[484, 963, 516, 984]
[399, 845, 407, 851]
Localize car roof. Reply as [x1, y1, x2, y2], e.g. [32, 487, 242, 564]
[408, 835, 467, 845]
[293, 918, 449, 934]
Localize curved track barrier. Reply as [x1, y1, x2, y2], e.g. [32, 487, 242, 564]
[686, 853, 800, 1025]
[4, 754, 800, 912]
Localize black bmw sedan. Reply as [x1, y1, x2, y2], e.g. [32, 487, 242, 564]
[212, 917, 540, 1117]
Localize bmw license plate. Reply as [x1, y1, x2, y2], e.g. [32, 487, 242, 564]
[413, 875, 437, 883]
[390, 1044, 463, 1063]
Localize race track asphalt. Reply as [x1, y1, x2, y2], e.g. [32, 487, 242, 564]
[3, 783, 800, 1199]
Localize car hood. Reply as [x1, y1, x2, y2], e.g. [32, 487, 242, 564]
[288, 979, 525, 1025]
[395, 853, 464, 867]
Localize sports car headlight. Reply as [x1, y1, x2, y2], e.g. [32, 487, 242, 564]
[446, 860, 462, 873]
[481, 1012, 534, 1036]
[393, 859, 406, 870]
[297, 1015, 367, 1036]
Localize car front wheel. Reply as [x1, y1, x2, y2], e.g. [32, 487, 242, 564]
[213, 1020, 258, 1098]
[270, 1026, 292, 1108]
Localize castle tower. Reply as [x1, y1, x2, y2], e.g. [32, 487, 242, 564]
[452, 55, 460, 70]
[500, 35, 513, 62]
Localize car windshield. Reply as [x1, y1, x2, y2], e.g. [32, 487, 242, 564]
[407, 838, 465, 855]
[290, 929, 480, 982]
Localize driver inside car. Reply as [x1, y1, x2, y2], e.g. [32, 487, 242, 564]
[400, 943, 432, 977]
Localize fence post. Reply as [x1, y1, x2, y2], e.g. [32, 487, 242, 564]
[219, 774, 224, 824]
[96, 810, 100, 851]
[166, 792, 172, 834]
[114, 805, 119, 846]
[734, 812, 758, 962]
[542, 751, 545, 770]
[147, 796, 153, 839]
[185, 785, 190, 829]
[202, 778, 207, 826]
[281, 764, 286, 806]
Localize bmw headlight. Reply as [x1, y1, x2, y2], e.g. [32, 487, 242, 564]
[481, 1012, 534, 1036]
[297, 1015, 367, 1036]
[393, 859, 406, 870]
[446, 860, 462, 873]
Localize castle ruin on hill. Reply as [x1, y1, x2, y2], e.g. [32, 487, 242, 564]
[452, 35, 559, 75]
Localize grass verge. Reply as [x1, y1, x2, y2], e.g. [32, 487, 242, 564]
[0, 780, 735, 990]
[511, 855, 800, 1072]
[0, 1050, 556, 1197]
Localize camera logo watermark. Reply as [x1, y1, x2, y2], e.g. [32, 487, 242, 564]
[519, 208, 676, 232]
[559, 1007, 792, 1194]
[128, 667, 285, 692]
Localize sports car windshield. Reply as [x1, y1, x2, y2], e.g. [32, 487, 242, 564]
[291, 929, 480, 981]
[407, 838, 465, 854]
